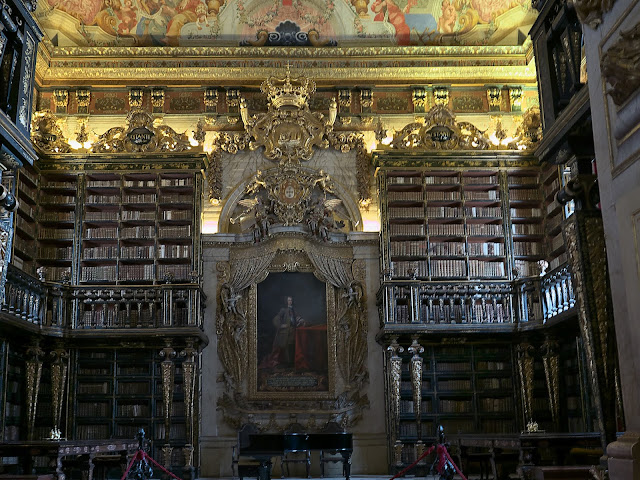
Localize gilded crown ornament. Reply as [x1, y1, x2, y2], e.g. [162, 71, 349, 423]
[261, 66, 316, 110]
[240, 66, 337, 164]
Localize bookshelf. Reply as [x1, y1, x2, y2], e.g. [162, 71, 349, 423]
[72, 348, 188, 470]
[383, 168, 543, 281]
[79, 171, 196, 285]
[12, 166, 39, 276]
[37, 173, 79, 282]
[395, 343, 518, 465]
[507, 170, 545, 278]
[541, 165, 567, 272]
[1, 343, 25, 442]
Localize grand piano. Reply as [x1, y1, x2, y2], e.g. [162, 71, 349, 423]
[239, 433, 353, 480]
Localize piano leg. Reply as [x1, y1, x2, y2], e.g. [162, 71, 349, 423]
[258, 459, 272, 480]
[341, 452, 352, 480]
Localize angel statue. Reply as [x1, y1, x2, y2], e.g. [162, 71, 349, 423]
[230, 195, 271, 242]
[343, 281, 363, 309]
[307, 196, 347, 241]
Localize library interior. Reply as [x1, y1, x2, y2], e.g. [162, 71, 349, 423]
[1, 0, 640, 478]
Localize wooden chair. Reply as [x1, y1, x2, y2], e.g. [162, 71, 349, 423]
[280, 423, 311, 478]
[318, 422, 348, 478]
[231, 423, 262, 480]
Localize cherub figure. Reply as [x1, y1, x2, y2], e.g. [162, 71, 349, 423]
[231, 195, 271, 242]
[437, 0, 457, 34]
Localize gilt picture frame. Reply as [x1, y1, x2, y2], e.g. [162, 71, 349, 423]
[247, 269, 337, 400]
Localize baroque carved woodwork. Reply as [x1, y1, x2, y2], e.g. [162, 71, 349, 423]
[386, 338, 404, 448]
[50, 346, 69, 433]
[25, 342, 44, 440]
[408, 338, 424, 440]
[388, 105, 541, 151]
[92, 109, 192, 153]
[541, 337, 560, 427]
[517, 342, 535, 424]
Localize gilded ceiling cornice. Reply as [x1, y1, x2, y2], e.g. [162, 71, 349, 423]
[36, 41, 537, 86]
[49, 43, 531, 58]
[39, 64, 537, 86]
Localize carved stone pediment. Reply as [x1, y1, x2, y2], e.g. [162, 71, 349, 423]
[92, 109, 192, 153]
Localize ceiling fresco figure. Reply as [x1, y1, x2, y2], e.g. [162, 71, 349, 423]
[36, 0, 536, 46]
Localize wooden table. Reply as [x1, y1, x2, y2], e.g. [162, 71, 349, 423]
[0, 439, 138, 480]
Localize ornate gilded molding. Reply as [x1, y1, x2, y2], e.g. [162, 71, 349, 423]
[231, 165, 349, 239]
[31, 111, 71, 153]
[390, 105, 490, 150]
[601, 22, 640, 106]
[92, 110, 193, 153]
[408, 338, 424, 440]
[572, 0, 616, 29]
[387, 105, 541, 151]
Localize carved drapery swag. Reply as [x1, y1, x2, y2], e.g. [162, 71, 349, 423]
[601, 22, 640, 107]
[308, 251, 367, 385]
[217, 252, 277, 386]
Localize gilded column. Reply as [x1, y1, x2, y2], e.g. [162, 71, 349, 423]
[159, 345, 176, 444]
[26, 342, 44, 440]
[50, 346, 69, 435]
[517, 342, 535, 427]
[181, 342, 198, 478]
[541, 336, 560, 428]
[563, 210, 619, 446]
[386, 338, 404, 467]
[408, 338, 424, 443]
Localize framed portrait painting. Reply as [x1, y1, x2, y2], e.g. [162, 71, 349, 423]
[249, 271, 336, 399]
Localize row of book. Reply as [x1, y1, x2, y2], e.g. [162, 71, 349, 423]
[83, 245, 120, 259]
[478, 397, 513, 412]
[39, 211, 75, 221]
[437, 379, 471, 390]
[431, 259, 467, 277]
[85, 226, 118, 239]
[509, 188, 540, 200]
[513, 241, 544, 255]
[158, 244, 191, 258]
[38, 228, 74, 239]
[476, 377, 512, 390]
[439, 399, 473, 413]
[512, 224, 544, 235]
[76, 402, 111, 417]
[86, 210, 120, 221]
[469, 259, 505, 277]
[120, 264, 155, 280]
[39, 245, 74, 259]
[388, 191, 423, 202]
[40, 194, 75, 204]
[80, 265, 117, 281]
[87, 179, 121, 188]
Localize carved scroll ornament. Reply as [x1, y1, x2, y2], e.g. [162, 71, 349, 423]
[31, 112, 71, 153]
[92, 109, 192, 153]
[601, 22, 640, 106]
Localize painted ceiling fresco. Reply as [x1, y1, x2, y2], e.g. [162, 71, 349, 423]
[36, 0, 537, 47]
